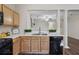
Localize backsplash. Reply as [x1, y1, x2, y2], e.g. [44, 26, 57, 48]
[0, 26, 12, 33]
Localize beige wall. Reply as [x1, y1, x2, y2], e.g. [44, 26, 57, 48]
[68, 11, 79, 39]
[15, 4, 79, 10]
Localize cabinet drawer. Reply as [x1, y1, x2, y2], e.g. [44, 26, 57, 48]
[31, 36, 40, 40]
[40, 36, 49, 41]
[21, 36, 32, 40]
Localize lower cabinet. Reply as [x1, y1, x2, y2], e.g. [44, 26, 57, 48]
[21, 36, 49, 54]
[21, 36, 31, 53]
[13, 37, 20, 55]
[40, 36, 49, 53]
[13, 36, 63, 55]
[31, 36, 40, 52]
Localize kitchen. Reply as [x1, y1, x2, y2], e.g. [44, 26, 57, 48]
[0, 4, 70, 55]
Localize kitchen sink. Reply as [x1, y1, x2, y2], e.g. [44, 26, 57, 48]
[32, 33, 48, 35]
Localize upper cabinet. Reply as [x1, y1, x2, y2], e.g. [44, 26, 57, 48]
[3, 5, 14, 26]
[0, 4, 2, 12]
[0, 4, 19, 26]
[13, 12, 19, 26]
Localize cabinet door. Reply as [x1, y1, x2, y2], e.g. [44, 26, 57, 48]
[3, 5, 13, 26]
[0, 4, 2, 12]
[13, 12, 19, 26]
[40, 36, 49, 53]
[21, 36, 31, 53]
[13, 38, 20, 55]
[31, 36, 40, 52]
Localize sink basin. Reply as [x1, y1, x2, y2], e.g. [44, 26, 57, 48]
[41, 33, 48, 35]
[32, 33, 48, 35]
[32, 33, 40, 35]
[32, 31, 48, 35]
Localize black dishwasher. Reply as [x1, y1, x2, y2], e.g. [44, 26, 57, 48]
[49, 36, 63, 55]
[0, 38, 13, 55]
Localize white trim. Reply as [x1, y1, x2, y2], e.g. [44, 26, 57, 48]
[64, 10, 69, 48]
[57, 9, 60, 34]
[64, 46, 70, 49]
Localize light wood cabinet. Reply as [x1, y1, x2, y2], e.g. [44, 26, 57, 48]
[31, 36, 40, 52]
[40, 36, 49, 53]
[13, 12, 19, 26]
[13, 37, 20, 55]
[2, 5, 19, 26]
[21, 36, 49, 54]
[3, 5, 13, 26]
[21, 36, 31, 53]
[0, 4, 2, 12]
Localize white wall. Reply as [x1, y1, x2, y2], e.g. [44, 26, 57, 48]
[15, 4, 79, 34]
[15, 5, 30, 34]
[68, 11, 79, 39]
[21, 4, 79, 10]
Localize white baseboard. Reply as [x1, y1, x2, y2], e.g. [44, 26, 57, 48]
[64, 46, 70, 49]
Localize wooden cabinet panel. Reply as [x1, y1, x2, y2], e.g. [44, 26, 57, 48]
[13, 12, 19, 26]
[0, 4, 2, 12]
[22, 36, 32, 40]
[41, 36, 49, 41]
[13, 38, 20, 55]
[31, 36, 40, 52]
[41, 41, 49, 52]
[21, 36, 49, 54]
[40, 36, 49, 53]
[21, 36, 31, 53]
[3, 5, 13, 26]
[2, 5, 19, 26]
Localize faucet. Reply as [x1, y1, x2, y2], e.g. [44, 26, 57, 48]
[39, 27, 41, 34]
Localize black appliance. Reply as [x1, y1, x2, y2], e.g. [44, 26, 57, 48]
[0, 38, 13, 55]
[0, 12, 3, 25]
[49, 36, 63, 55]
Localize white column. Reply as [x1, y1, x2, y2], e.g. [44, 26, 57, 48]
[64, 10, 69, 48]
[57, 10, 60, 34]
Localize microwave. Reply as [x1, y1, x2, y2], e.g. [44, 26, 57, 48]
[0, 12, 3, 25]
